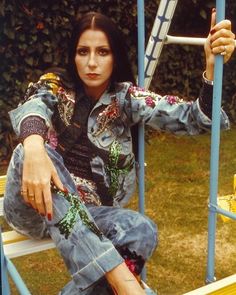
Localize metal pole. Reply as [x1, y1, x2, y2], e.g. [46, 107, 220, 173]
[137, 0, 146, 281]
[137, 0, 145, 215]
[206, 0, 225, 284]
[6, 257, 31, 295]
[1, 228, 11, 295]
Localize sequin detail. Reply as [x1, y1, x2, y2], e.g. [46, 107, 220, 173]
[166, 95, 184, 105]
[52, 186, 103, 240]
[128, 85, 160, 107]
[106, 141, 130, 196]
[94, 97, 120, 136]
[57, 87, 75, 126]
[70, 174, 102, 206]
[118, 247, 145, 275]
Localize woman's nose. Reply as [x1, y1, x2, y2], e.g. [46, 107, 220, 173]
[88, 53, 97, 68]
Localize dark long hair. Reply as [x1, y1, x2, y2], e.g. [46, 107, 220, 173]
[67, 12, 139, 158]
[67, 12, 136, 90]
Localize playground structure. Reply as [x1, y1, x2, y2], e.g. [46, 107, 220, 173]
[1, 0, 236, 294]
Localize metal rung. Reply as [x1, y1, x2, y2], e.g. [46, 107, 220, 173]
[165, 35, 236, 46]
[165, 35, 206, 45]
[183, 274, 236, 294]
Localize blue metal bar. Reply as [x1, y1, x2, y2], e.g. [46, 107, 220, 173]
[137, 0, 146, 281]
[137, 0, 145, 216]
[6, 257, 31, 295]
[209, 204, 236, 221]
[1, 228, 11, 295]
[206, 0, 225, 284]
[0, 227, 31, 294]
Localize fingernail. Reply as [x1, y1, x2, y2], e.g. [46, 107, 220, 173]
[210, 29, 216, 35]
[63, 186, 68, 193]
[212, 8, 216, 13]
[47, 213, 52, 221]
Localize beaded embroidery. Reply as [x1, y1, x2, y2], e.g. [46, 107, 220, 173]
[128, 85, 160, 108]
[52, 186, 103, 240]
[166, 95, 183, 105]
[94, 97, 120, 136]
[57, 87, 75, 126]
[106, 141, 130, 197]
[70, 173, 102, 206]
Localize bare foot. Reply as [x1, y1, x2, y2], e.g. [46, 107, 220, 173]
[105, 262, 145, 295]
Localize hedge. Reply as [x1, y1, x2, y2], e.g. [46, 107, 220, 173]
[0, 0, 236, 163]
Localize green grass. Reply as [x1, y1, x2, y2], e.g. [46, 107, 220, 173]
[3, 126, 236, 294]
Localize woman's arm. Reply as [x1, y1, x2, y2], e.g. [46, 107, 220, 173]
[122, 10, 234, 134]
[10, 73, 64, 218]
[204, 8, 235, 80]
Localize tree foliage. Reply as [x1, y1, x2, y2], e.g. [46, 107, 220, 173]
[0, 0, 236, 162]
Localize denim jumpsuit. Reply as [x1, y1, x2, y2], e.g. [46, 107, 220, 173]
[3, 72, 229, 294]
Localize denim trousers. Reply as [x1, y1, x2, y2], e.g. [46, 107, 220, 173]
[3, 144, 158, 294]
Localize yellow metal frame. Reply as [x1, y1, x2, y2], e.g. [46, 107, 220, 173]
[218, 174, 236, 222]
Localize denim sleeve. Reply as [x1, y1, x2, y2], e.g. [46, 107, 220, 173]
[8, 78, 59, 137]
[123, 85, 230, 135]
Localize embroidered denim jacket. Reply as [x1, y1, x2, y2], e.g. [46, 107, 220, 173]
[9, 73, 229, 207]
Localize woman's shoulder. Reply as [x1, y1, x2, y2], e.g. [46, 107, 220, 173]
[40, 67, 74, 90]
[22, 67, 76, 103]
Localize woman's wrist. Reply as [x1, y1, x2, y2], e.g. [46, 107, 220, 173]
[203, 70, 214, 85]
[204, 63, 214, 81]
[23, 134, 45, 150]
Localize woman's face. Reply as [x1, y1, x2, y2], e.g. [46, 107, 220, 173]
[75, 29, 114, 99]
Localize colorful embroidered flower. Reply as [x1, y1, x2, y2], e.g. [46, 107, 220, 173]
[166, 95, 182, 105]
[125, 259, 136, 273]
[128, 85, 161, 103]
[94, 98, 120, 136]
[47, 129, 58, 149]
[145, 96, 155, 108]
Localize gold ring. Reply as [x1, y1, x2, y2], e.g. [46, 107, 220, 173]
[28, 194, 35, 201]
[221, 45, 227, 56]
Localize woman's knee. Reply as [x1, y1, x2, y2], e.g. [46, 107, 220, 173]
[132, 211, 158, 256]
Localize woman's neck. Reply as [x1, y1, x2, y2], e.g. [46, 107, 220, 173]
[83, 82, 110, 101]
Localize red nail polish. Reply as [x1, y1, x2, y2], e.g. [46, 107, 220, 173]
[47, 213, 52, 221]
[63, 186, 68, 194]
[210, 29, 216, 35]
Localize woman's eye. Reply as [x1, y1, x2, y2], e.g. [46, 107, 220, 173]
[98, 48, 110, 56]
[76, 48, 88, 55]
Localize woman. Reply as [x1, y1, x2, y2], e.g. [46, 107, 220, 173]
[4, 10, 235, 295]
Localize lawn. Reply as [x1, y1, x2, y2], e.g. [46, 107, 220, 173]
[2, 126, 236, 295]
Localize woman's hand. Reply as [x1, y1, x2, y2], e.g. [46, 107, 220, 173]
[21, 134, 64, 220]
[204, 8, 235, 80]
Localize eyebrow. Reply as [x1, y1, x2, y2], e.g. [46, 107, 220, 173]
[76, 45, 111, 48]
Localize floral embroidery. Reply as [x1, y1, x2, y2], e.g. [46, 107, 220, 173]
[94, 97, 120, 136]
[70, 174, 102, 206]
[145, 96, 155, 108]
[105, 141, 130, 197]
[47, 128, 58, 149]
[57, 87, 75, 126]
[24, 73, 75, 127]
[39, 73, 61, 95]
[128, 85, 160, 108]
[118, 247, 145, 275]
[166, 95, 183, 105]
[52, 186, 103, 240]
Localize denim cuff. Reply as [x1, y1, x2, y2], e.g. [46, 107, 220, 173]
[199, 81, 213, 119]
[72, 246, 124, 291]
[19, 116, 48, 141]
